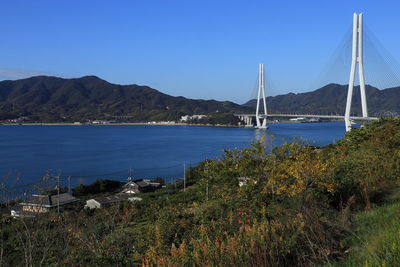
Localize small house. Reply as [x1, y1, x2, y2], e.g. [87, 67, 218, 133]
[10, 204, 35, 218]
[84, 195, 143, 209]
[85, 195, 124, 209]
[134, 179, 161, 193]
[11, 193, 79, 217]
[121, 181, 140, 194]
[238, 177, 255, 187]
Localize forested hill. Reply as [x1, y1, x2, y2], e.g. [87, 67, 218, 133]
[2, 77, 399, 123]
[0, 76, 250, 122]
[244, 83, 400, 116]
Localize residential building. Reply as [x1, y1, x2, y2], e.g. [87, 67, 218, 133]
[134, 179, 161, 193]
[180, 114, 207, 122]
[11, 193, 79, 217]
[84, 195, 142, 209]
[84, 195, 123, 209]
[120, 181, 140, 194]
[238, 177, 256, 187]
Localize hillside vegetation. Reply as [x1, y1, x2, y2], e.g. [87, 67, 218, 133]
[337, 189, 400, 266]
[0, 76, 248, 122]
[1, 76, 400, 123]
[0, 118, 400, 266]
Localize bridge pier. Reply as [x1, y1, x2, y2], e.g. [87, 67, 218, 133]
[247, 116, 253, 127]
[241, 116, 253, 127]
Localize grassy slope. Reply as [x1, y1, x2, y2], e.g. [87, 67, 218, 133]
[335, 189, 400, 266]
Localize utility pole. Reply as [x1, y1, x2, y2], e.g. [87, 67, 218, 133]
[128, 168, 133, 181]
[68, 176, 71, 194]
[57, 174, 60, 213]
[183, 163, 186, 192]
[204, 163, 209, 201]
[206, 182, 209, 201]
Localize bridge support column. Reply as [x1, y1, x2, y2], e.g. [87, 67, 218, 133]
[345, 13, 368, 132]
[255, 63, 268, 129]
[243, 116, 253, 127]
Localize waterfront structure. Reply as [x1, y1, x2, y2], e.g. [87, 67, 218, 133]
[289, 117, 306, 122]
[180, 115, 207, 122]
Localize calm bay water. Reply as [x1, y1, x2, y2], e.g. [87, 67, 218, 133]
[0, 122, 346, 187]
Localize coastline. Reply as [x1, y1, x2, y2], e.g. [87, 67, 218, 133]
[0, 120, 339, 127]
[0, 122, 243, 128]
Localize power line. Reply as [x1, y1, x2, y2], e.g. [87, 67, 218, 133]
[1, 162, 198, 194]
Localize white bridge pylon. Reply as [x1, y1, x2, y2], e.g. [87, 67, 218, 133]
[345, 13, 368, 132]
[255, 63, 268, 129]
[236, 13, 378, 132]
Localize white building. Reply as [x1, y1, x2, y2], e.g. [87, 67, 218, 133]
[180, 115, 207, 122]
[180, 115, 191, 122]
[289, 117, 306, 122]
[84, 195, 142, 209]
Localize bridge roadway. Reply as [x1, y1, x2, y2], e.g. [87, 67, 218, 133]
[234, 114, 379, 121]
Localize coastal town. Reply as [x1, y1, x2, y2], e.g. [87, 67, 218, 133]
[1, 113, 327, 127]
[8, 178, 164, 218]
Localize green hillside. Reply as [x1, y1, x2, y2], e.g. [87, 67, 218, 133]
[336, 189, 400, 266]
[0, 76, 249, 122]
[1, 76, 400, 123]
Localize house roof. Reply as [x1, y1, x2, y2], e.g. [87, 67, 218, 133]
[136, 181, 150, 188]
[90, 195, 123, 205]
[123, 181, 139, 188]
[10, 204, 22, 212]
[133, 179, 161, 188]
[118, 187, 139, 195]
[20, 193, 79, 207]
[128, 197, 143, 202]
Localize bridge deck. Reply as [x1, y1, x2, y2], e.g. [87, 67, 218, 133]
[234, 114, 379, 121]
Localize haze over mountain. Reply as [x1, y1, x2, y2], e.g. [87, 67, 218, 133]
[244, 83, 400, 117]
[0, 76, 399, 123]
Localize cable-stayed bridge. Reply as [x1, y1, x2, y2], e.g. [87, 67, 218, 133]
[235, 13, 398, 132]
[236, 114, 378, 122]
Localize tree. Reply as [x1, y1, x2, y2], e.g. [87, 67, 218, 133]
[152, 177, 165, 186]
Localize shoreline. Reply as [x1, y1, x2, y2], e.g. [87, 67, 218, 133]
[0, 122, 242, 128]
[0, 120, 340, 127]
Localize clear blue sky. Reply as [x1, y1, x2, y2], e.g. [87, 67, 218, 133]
[1, 0, 399, 103]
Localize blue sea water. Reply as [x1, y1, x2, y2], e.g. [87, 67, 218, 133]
[0, 122, 346, 188]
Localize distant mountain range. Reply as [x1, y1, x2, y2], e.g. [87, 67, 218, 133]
[244, 83, 400, 117]
[0, 76, 399, 123]
[0, 76, 249, 122]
